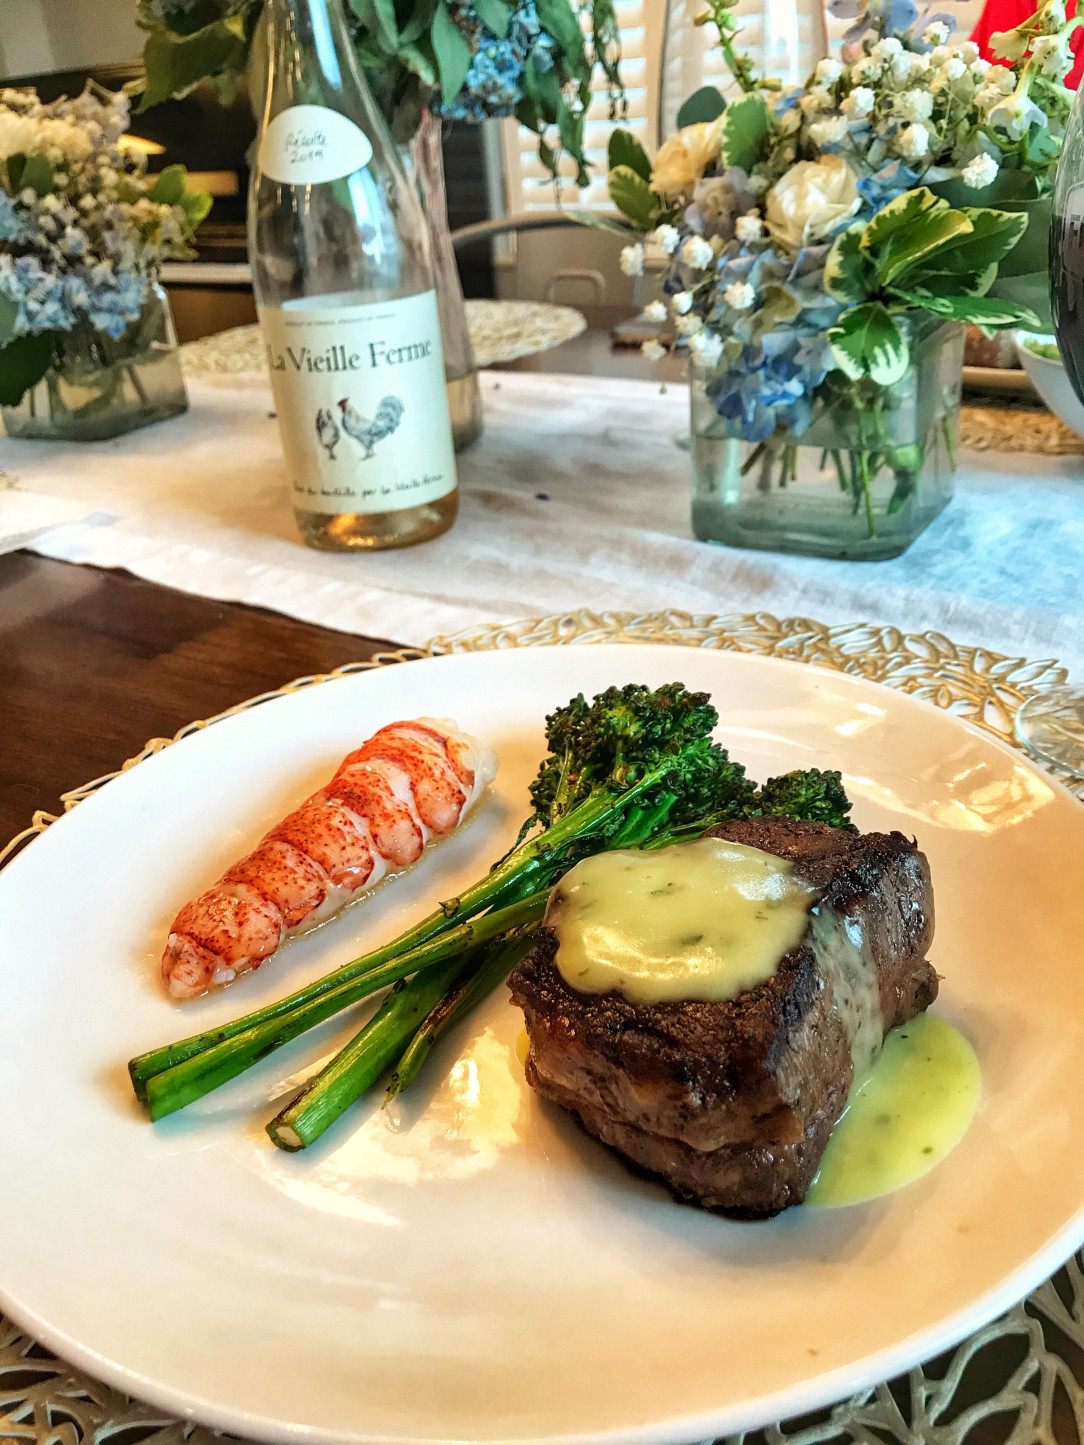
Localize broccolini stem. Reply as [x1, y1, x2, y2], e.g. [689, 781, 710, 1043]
[141, 893, 548, 1121]
[266, 955, 470, 1152]
[386, 928, 538, 1103]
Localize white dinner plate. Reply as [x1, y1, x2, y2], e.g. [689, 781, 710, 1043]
[2, 645, 1084, 1445]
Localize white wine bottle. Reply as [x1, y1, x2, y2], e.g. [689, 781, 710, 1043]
[249, 0, 458, 551]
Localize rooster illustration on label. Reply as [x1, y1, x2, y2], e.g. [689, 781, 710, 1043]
[314, 407, 340, 459]
[334, 395, 405, 459]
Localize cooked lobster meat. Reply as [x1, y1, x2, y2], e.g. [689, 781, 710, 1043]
[162, 717, 497, 1000]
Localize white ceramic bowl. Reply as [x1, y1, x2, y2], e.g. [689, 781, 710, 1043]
[1012, 329, 1084, 436]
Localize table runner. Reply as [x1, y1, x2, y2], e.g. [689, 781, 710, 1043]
[2, 369, 1082, 675]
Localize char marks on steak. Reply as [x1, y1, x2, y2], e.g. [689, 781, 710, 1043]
[508, 818, 936, 1218]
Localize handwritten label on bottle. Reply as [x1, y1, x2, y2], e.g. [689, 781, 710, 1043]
[259, 290, 456, 515]
[259, 104, 373, 185]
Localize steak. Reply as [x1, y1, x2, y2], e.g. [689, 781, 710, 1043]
[508, 817, 936, 1217]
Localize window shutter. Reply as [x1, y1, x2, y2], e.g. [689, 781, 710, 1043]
[500, 0, 664, 214]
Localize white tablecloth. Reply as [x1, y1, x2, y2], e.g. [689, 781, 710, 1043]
[3, 370, 1083, 674]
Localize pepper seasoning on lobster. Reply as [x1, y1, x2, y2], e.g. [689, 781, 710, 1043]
[161, 718, 497, 1000]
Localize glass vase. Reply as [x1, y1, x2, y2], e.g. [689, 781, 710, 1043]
[690, 315, 963, 561]
[407, 109, 483, 452]
[2, 285, 188, 442]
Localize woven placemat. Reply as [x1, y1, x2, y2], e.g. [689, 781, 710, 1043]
[959, 402, 1084, 455]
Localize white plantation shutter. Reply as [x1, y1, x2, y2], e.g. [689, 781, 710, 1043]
[660, 0, 828, 137]
[500, 0, 665, 213]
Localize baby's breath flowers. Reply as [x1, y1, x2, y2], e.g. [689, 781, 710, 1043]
[0, 84, 209, 404]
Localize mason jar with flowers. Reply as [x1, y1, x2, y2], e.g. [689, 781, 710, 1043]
[603, 0, 1071, 560]
[0, 85, 211, 441]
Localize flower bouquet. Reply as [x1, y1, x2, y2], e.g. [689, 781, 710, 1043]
[0, 85, 211, 440]
[603, 0, 1070, 559]
[135, 0, 622, 181]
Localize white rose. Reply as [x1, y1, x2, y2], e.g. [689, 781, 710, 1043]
[688, 329, 724, 367]
[723, 280, 756, 310]
[841, 85, 875, 119]
[619, 243, 645, 277]
[680, 234, 715, 269]
[649, 117, 724, 197]
[764, 153, 860, 250]
[898, 122, 930, 159]
[961, 152, 999, 187]
[735, 213, 763, 243]
[651, 223, 680, 254]
[644, 300, 668, 321]
[815, 58, 843, 84]
[671, 290, 694, 315]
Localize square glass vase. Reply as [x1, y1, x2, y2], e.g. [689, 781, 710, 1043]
[2, 285, 188, 443]
[690, 316, 964, 561]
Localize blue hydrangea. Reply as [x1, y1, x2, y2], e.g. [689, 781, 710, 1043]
[438, 0, 557, 121]
[0, 191, 28, 244]
[856, 159, 921, 213]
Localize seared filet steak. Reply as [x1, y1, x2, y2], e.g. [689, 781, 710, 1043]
[508, 817, 936, 1217]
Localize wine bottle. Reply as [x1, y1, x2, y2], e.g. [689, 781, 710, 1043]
[249, 0, 458, 551]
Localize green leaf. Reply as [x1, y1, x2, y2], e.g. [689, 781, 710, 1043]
[0, 333, 57, 408]
[989, 269, 1053, 331]
[824, 222, 873, 304]
[828, 302, 910, 385]
[398, 0, 438, 45]
[558, 104, 588, 185]
[896, 209, 1029, 296]
[148, 163, 187, 206]
[608, 129, 651, 183]
[431, 0, 473, 106]
[472, 0, 511, 36]
[676, 85, 727, 129]
[891, 290, 1041, 329]
[179, 186, 214, 230]
[859, 186, 946, 256]
[398, 40, 437, 85]
[524, 54, 562, 120]
[608, 163, 658, 228]
[369, 0, 399, 50]
[0, 294, 19, 348]
[139, 18, 250, 109]
[877, 211, 974, 288]
[19, 152, 53, 196]
[535, 0, 585, 58]
[721, 92, 770, 172]
[5, 153, 27, 191]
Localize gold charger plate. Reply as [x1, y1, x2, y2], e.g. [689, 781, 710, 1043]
[3, 608, 1083, 1445]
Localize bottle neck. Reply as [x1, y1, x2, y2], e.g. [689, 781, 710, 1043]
[263, 0, 366, 116]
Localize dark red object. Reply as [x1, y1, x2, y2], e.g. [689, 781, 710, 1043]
[971, 0, 1084, 86]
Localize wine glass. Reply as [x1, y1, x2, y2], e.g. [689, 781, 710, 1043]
[1026, 93, 1084, 775]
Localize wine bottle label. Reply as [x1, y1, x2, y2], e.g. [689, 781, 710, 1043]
[260, 290, 457, 516]
[259, 104, 373, 185]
